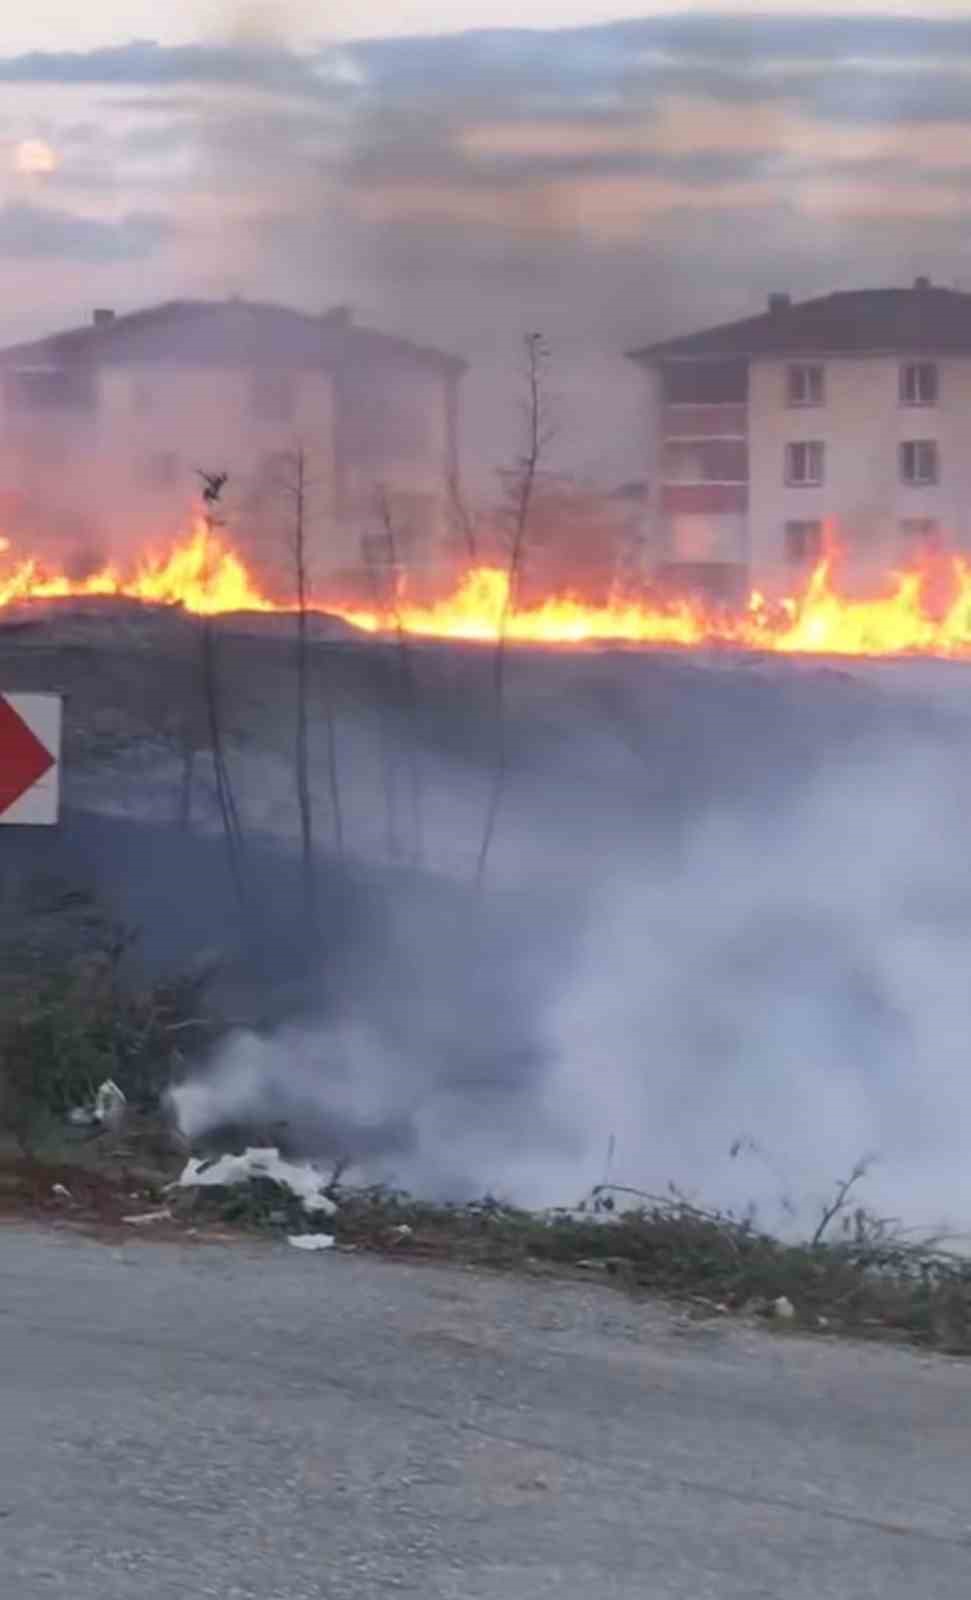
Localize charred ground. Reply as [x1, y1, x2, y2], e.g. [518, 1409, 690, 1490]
[2, 597, 971, 1255]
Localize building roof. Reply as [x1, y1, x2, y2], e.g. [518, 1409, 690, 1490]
[0, 298, 466, 377]
[629, 282, 971, 364]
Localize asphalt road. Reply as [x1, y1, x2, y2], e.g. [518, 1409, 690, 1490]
[2, 1226, 970, 1599]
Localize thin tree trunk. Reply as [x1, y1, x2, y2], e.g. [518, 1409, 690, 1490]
[196, 471, 248, 925]
[321, 658, 345, 858]
[475, 333, 546, 890]
[380, 493, 423, 867]
[363, 540, 400, 861]
[178, 738, 195, 831]
[202, 613, 247, 918]
[292, 449, 316, 930]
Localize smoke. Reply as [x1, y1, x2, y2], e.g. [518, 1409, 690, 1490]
[158, 651, 971, 1236]
[2, 14, 971, 507]
[546, 731, 971, 1234]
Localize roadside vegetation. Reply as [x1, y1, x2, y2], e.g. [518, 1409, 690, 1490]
[1, 902, 969, 1360]
[0, 876, 216, 1159]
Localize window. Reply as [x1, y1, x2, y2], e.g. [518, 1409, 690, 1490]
[662, 359, 749, 405]
[361, 529, 398, 573]
[899, 517, 941, 553]
[662, 439, 748, 483]
[382, 491, 437, 555]
[23, 433, 70, 467]
[140, 451, 181, 489]
[787, 364, 824, 407]
[900, 362, 938, 407]
[785, 441, 825, 485]
[785, 520, 824, 565]
[131, 378, 154, 417]
[900, 440, 938, 485]
[343, 377, 431, 465]
[258, 451, 293, 487]
[5, 366, 94, 412]
[251, 371, 296, 424]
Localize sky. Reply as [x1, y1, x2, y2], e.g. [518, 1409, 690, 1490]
[12, 2, 971, 52]
[4, 4, 971, 483]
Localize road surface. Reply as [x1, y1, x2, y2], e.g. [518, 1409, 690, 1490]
[1, 1225, 970, 1598]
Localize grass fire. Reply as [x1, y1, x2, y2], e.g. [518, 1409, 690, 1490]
[5, 520, 971, 658]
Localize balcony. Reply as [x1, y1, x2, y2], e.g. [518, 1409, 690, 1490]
[662, 403, 747, 439]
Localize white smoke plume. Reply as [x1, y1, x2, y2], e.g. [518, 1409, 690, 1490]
[166, 656, 971, 1239]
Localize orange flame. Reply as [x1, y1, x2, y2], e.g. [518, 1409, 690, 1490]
[0, 520, 272, 616]
[340, 552, 971, 658]
[4, 522, 971, 658]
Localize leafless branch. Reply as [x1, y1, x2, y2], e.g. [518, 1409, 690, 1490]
[811, 1158, 874, 1248]
[448, 463, 478, 561]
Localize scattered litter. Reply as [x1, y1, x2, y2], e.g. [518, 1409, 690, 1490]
[68, 1078, 127, 1131]
[122, 1208, 173, 1227]
[176, 1147, 338, 1217]
[288, 1233, 336, 1252]
[51, 1183, 73, 1202]
[95, 1080, 127, 1130]
[773, 1296, 796, 1321]
[389, 1224, 413, 1241]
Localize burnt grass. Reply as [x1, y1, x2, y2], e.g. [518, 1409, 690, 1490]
[2, 602, 971, 1354]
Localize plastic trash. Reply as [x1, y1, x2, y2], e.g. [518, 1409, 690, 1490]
[67, 1079, 127, 1131]
[176, 1147, 337, 1217]
[94, 1080, 127, 1131]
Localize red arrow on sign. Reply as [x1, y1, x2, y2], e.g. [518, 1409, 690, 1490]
[0, 695, 56, 816]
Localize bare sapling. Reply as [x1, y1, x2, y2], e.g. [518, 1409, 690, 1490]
[475, 332, 552, 889]
[196, 470, 247, 921]
[379, 489, 424, 867]
[288, 448, 316, 930]
[361, 531, 401, 861]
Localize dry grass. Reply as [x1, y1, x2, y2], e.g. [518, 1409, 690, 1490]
[325, 1180, 971, 1355]
[2, 1138, 969, 1354]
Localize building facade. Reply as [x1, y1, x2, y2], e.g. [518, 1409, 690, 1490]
[628, 280, 971, 597]
[0, 299, 465, 588]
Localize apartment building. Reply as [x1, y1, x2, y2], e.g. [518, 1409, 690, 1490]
[628, 279, 970, 596]
[0, 298, 465, 582]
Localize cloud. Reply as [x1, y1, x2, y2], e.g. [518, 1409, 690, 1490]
[0, 40, 312, 92]
[2, 14, 971, 478]
[0, 202, 174, 262]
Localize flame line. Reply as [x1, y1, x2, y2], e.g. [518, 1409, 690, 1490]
[4, 523, 971, 659]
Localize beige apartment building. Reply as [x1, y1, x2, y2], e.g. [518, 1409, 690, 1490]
[0, 298, 465, 586]
[629, 279, 970, 598]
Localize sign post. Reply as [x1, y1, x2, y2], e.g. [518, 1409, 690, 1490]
[0, 693, 62, 825]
